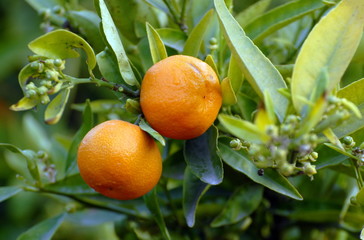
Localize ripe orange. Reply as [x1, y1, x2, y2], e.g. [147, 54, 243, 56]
[140, 55, 222, 140]
[77, 120, 162, 200]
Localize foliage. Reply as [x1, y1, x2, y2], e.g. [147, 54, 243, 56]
[1, 0, 364, 239]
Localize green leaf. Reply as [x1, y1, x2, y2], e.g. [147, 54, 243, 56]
[315, 145, 347, 169]
[211, 184, 263, 227]
[324, 143, 360, 161]
[221, 77, 237, 105]
[139, 119, 166, 146]
[244, 0, 326, 42]
[10, 96, 39, 111]
[214, 0, 288, 122]
[66, 100, 93, 174]
[18, 63, 35, 93]
[235, 0, 271, 28]
[218, 114, 269, 143]
[25, 0, 61, 11]
[146, 22, 168, 64]
[43, 174, 96, 195]
[0, 143, 40, 182]
[184, 126, 223, 185]
[96, 48, 124, 85]
[333, 104, 364, 138]
[228, 54, 243, 94]
[291, 0, 364, 114]
[218, 140, 303, 200]
[183, 9, 214, 57]
[205, 55, 219, 75]
[28, 29, 96, 70]
[44, 88, 70, 125]
[98, 0, 139, 87]
[0, 186, 23, 203]
[183, 167, 210, 227]
[144, 188, 171, 240]
[356, 187, 364, 206]
[157, 28, 187, 52]
[17, 213, 66, 240]
[338, 78, 364, 106]
[68, 209, 124, 226]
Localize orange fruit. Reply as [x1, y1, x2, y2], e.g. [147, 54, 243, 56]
[140, 55, 222, 140]
[77, 120, 162, 200]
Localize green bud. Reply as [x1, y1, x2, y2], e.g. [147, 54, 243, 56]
[230, 139, 242, 150]
[45, 70, 59, 81]
[328, 96, 340, 105]
[342, 136, 355, 148]
[310, 151, 318, 159]
[52, 5, 64, 15]
[278, 163, 295, 176]
[303, 163, 317, 176]
[39, 9, 51, 19]
[209, 37, 218, 45]
[38, 86, 48, 95]
[44, 59, 54, 68]
[248, 144, 261, 156]
[25, 89, 37, 98]
[30, 61, 40, 70]
[37, 62, 45, 73]
[36, 150, 48, 159]
[53, 59, 64, 68]
[40, 95, 50, 105]
[280, 124, 293, 135]
[285, 115, 299, 124]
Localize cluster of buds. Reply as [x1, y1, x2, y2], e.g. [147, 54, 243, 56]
[39, 5, 66, 32]
[230, 114, 319, 178]
[342, 136, 364, 167]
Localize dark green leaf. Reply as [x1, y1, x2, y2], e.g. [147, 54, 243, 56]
[17, 213, 66, 240]
[214, 0, 288, 121]
[0, 186, 23, 203]
[157, 28, 187, 52]
[139, 119, 165, 146]
[144, 188, 171, 240]
[66, 100, 93, 174]
[44, 88, 70, 125]
[211, 184, 263, 227]
[183, 167, 210, 227]
[68, 209, 124, 226]
[218, 140, 302, 200]
[96, 48, 125, 84]
[184, 126, 223, 185]
[146, 22, 168, 64]
[43, 174, 95, 195]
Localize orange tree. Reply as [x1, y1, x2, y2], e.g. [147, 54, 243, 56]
[1, 0, 364, 239]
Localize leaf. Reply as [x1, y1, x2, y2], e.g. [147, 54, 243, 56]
[221, 77, 237, 105]
[44, 88, 70, 125]
[43, 174, 96, 195]
[65, 100, 93, 174]
[338, 78, 364, 105]
[17, 213, 66, 240]
[333, 104, 364, 138]
[157, 28, 187, 52]
[0, 186, 23, 203]
[324, 143, 360, 161]
[25, 0, 61, 11]
[211, 184, 263, 227]
[235, 0, 271, 28]
[146, 22, 168, 64]
[315, 145, 347, 169]
[205, 55, 219, 75]
[68, 209, 124, 226]
[228, 54, 243, 94]
[218, 140, 303, 200]
[96, 48, 124, 85]
[214, 0, 288, 122]
[184, 126, 223, 185]
[291, 0, 364, 114]
[18, 63, 35, 93]
[183, 9, 214, 57]
[356, 187, 364, 206]
[144, 188, 171, 240]
[139, 119, 166, 146]
[244, 0, 326, 42]
[10, 96, 39, 111]
[28, 29, 96, 70]
[98, 0, 139, 87]
[183, 167, 210, 227]
[218, 114, 269, 143]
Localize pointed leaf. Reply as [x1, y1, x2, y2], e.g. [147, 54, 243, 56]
[218, 114, 269, 143]
[221, 77, 237, 105]
[291, 0, 364, 113]
[211, 184, 263, 227]
[205, 55, 219, 75]
[17, 213, 66, 240]
[10, 96, 39, 111]
[99, 0, 139, 87]
[146, 22, 168, 64]
[184, 126, 223, 185]
[338, 78, 364, 106]
[18, 63, 35, 93]
[28, 29, 96, 70]
[218, 140, 303, 200]
[66, 100, 93, 174]
[0, 186, 23, 203]
[139, 119, 166, 146]
[214, 0, 288, 122]
[183, 9, 214, 57]
[228, 54, 243, 94]
[44, 88, 70, 125]
[144, 188, 171, 240]
[183, 167, 210, 227]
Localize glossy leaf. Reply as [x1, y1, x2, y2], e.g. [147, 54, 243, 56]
[218, 114, 269, 143]
[44, 88, 70, 125]
[184, 126, 223, 185]
[68, 209, 124, 226]
[183, 167, 210, 227]
[211, 184, 263, 227]
[17, 213, 66, 240]
[338, 78, 364, 105]
[43, 174, 96, 195]
[28, 29, 96, 70]
[146, 22, 168, 64]
[291, 0, 364, 113]
[96, 48, 124, 84]
[157, 28, 187, 52]
[228, 54, 243, 94]
[66, 100, 93, 174]
[315, 145, 347, 169]
[245, 0, 326, 42]
[10, 96, 39, 111]
[0, 186, 22, 203]
[221, 77, 237, 105]
[139, 119, 166, 146]
[324, 143, 360, 161]
[183, 9, 214, 57]
[215, 0, 288, 122]
[144, 188, 171, 240]
[235, 0, 271, 28]
[205, 55, 219, 75]
[99, 0, 139, 87]
[218, 140, 303, 200]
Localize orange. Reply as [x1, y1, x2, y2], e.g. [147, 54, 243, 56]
[140, 55, 222, 140]
[77, 120, 162, 200]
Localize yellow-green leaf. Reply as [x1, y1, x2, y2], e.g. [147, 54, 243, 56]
[44, 88, 71, 125]
[221, 77, 237, 105]
[10, 97, 39, 111]
[146, 22, 168, 64]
